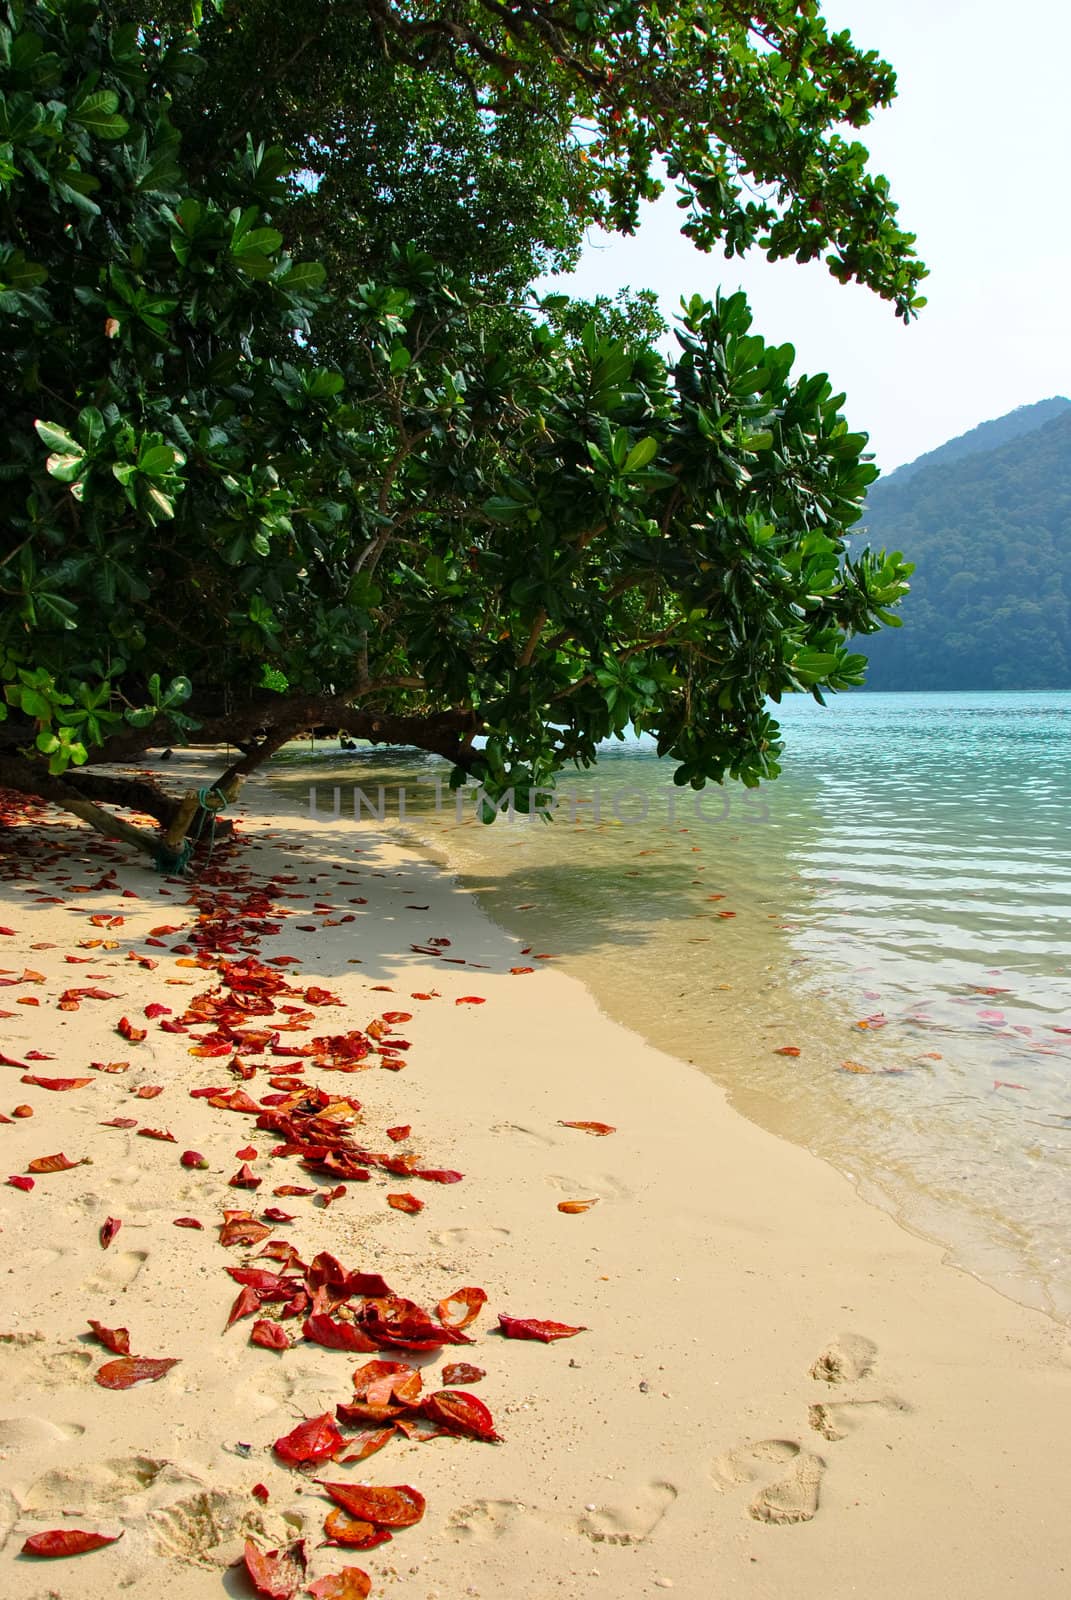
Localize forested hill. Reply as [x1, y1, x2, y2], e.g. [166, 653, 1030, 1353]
[855, 402, 1071, 690]
[885, 396, 1070, 486]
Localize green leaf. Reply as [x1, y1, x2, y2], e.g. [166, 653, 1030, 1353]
[623, 436, 658, 473]
[71, 90, 130, 140]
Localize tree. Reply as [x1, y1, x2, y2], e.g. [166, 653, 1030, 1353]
[0, 0, 917, 866]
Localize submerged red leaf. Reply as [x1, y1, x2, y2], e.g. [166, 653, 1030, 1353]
[273, 1412, 344, 1466]
[21, 1528, 123, 1557]
[95, 1356, 179, 1389]
[242, 1537, 307, 1600]
[315, 1481, 426, 1529]
[497, 1314, 587, 1342]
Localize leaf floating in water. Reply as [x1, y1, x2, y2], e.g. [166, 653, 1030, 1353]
[497, 1314, 587, 1343]
[839, 1061, 874, 1074]
[21, 1528, 123, 1557]
[994, 1080, 1028, 1091]
[558, 1121, 616, 1136]
[773, 1046, 801, 1057]
[557, 1198, 599, 1214]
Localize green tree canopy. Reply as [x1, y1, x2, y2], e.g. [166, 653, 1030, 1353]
[0, 0, 917, 863]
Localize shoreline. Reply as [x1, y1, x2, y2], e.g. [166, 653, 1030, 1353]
[1, 755, 1069, 1599]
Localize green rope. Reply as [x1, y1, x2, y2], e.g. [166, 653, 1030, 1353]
[152, 785, 229, 875]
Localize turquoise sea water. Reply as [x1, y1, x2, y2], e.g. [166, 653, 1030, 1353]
[274, 692, 1071, 1319]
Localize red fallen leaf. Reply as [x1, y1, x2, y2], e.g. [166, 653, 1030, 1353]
[273, 1413, 344, 1466]
[339, 1427, 395, 1464]
[558, 1121, 616, 1136]
[138, 1127, 176, 1142]
[557, 1198, 598, 1214]
[27, 1152, 81, 1173]
[274, 1184, 315, 1197]
[421, 1388, 501, 1442]
[252, 1482, 270, 1502]
[261, 1207, 295, 1223]
[380, 1011, 412, 1024]
[0, 927, 15, 936]
[435, 1287, 487, 1331]
[509, 966, 534, 974]
[251, 1319, 291, 1350]
[497, 1314, 587, 1342]
[306, 1568, 372, 1599]
[100, 1117, 138, 1129]
[322, 1509, 392, 1550]
[95, 1356, 180, 1388]
[236, 1144, 258, 1160]
[994, 1079, 1028, 1090]
[317, 1185, 347, 1210]
[117, 1017, 147, 1042]
[302, 1315, 378, 1354]
[411, 1168, 463, 1184]
[173, 1217, 203, 1228]
[24, 1049, 54, 1060]
[149, 924, 183, 936]
[441, 1361, 485, 1385]
[387, 1192, 423, 1214]
[455, 996, 485, 1005]
[20, 1074, 92, 1091]
[21, 1528, 123, 1557]
[230, 1163, 263, 1190]
[409, 992, 436, 1001]
[8, 1174, 34, 1191]
[774, 1046, 802, 1057]
[88, 1319, 130, 1354]
[316, 1481, 425, 1529]
[227, 1284, 264, 1329]
[386, 1125, 411, 1142]
[91, 1060, 130, 1073]
[352, 1359, 423, 1406]
[132, 1085, 164, 1099]
[220, 1211, 273, 1247]
[181, 1150, 209, 1168]
[144, 1003, 171, 1019]
[243, 1537, 307, 1600]
[0, 1051, 29, 1068]
[99, 1216, 122, 1248]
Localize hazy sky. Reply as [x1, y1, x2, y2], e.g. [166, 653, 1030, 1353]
[543, 0, 1071, 472]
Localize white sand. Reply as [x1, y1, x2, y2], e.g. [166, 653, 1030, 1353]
[0, 755, 1068, 1600]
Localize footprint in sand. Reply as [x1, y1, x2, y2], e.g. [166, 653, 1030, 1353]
[150, 1488, 302, 1568]
[810, 1333, 877, 1385]
[547, 1171, 632, 1203]
[432, 1225, 511, 1250]
[23, 1456, 171, 1513]
[0, 1416, 85, 1455]
[808, 1395, 910, 1441]
[490, 1122, 556, 1147]
[81, 1247, 148, 1296]
[713, 1439, 825, 1526]
[578, 1480, 678, 1546]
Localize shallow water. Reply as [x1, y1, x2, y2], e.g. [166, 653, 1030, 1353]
[272, 692, 1071, 1320]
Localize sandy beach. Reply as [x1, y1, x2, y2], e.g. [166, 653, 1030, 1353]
[0, 752, 1068, 1600]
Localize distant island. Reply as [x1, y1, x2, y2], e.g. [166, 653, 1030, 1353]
[855, 397, 1071, 689]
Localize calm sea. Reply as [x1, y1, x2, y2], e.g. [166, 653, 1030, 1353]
[273, 692, 1071, 1320]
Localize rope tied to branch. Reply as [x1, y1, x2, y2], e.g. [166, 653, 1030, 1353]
[151, 784, 229, 876]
